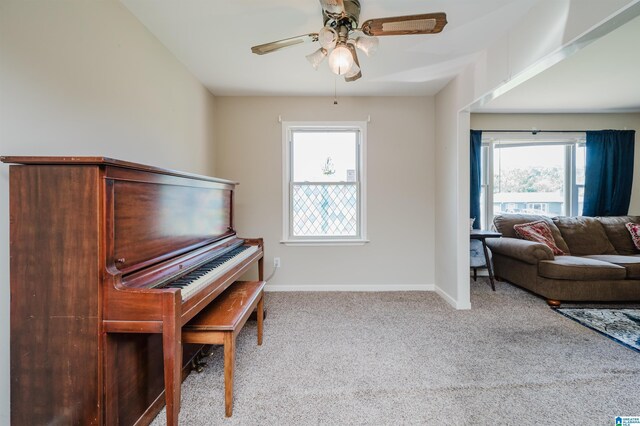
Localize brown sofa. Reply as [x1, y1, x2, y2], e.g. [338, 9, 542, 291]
[486, 214, 640, 306]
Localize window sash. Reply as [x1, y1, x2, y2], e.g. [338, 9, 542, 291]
[282, 122, 366, 243]
[289, 182, 360, 238]
[290, 129, 360, 184]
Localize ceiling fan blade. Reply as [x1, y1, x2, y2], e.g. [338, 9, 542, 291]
[345, 69, 362, 82]
[319, 0, 345, 17]
[361, 13, 447, 37]
[251, 33, 319, 55]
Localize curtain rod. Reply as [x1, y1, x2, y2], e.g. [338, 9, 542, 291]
[477, 129, 585, 135]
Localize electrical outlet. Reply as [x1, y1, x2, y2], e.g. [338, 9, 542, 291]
[273, 257, 281, 268]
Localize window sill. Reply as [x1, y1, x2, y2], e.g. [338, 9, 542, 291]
[280, 239, 370, 246]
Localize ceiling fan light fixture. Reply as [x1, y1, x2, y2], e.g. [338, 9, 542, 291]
[328, 44, 354, 75]
[306, 47, 328, 70]
[355, 36, 379, 57]
[250, 3, 449, 83]
[344, 42, 362, 82]
[318, 27, 338, 50]
[344, 62, 360, 78]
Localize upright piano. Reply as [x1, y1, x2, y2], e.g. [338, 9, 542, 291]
[2, 156, 264, 425]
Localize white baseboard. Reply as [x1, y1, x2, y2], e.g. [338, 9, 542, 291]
[434, 285, 471, 310]
[264, 283, 472, 310]
[265, 283, 435, 292]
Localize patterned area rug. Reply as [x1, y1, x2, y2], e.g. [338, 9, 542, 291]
[556, 308, 640, 352]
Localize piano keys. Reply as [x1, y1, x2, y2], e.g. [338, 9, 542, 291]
[159, 240, 259, 300]
[2, 156, 264, 425]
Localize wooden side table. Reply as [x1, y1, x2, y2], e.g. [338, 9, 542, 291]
[470, 230, 502, 291]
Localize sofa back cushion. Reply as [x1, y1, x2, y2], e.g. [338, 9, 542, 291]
[552, 216, 617, 256]
[597, 216, 640, 255]
[493, 214, 570, 254]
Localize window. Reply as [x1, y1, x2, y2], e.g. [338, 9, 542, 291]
[282, 122, 367, 244]
[480, 133, 586, 229]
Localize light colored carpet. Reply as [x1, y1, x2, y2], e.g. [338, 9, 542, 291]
[151, 280, 640, 425]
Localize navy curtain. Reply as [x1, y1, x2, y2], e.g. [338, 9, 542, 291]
[470, 130, 482, 229]
[583, 130, 635, 216]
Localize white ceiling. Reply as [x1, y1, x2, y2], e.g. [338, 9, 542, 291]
[122, 0, 537, 96]
[475, 14, 640, 113]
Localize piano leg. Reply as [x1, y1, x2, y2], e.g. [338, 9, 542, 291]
[252, 254, 267, 320]
[162, 293, 182, 426]
[223, 332, 235, 417]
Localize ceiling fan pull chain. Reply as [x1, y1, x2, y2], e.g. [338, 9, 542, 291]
[334, 77, 338, 105]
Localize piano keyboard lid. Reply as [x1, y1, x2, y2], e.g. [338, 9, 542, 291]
[118, 236, 247, 290]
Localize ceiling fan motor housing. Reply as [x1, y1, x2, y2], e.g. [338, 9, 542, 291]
[323, 0, 361, 30]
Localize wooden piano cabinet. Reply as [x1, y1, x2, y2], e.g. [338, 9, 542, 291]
[9, 165, 103, 425]
[3, 157, 261, 426]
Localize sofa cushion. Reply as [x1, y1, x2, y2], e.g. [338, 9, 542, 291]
[584, 255, 640, 279]
[513, 220, 566, 255]
[597, 216, 640, 255]
[493, 214, 570, 254]
[626, 222, 640, 250]
[538, 256, 626, 281]
[552, 216, 616, 256]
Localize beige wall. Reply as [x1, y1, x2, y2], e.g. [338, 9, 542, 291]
[471, 113, 640, 214]
[0, 1, 218, 421]
[215, 96, 435, 290]
[434, 78, 472, 309]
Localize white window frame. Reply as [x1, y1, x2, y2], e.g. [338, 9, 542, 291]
[281, 121, 368, 246]
[481, 132, 586, 229]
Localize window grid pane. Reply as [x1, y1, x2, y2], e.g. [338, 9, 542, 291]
[292, 183, 358, 237]
[577, 185, 585, 216]
[575, 144, 586, 186]
[292, 131, 358, 183]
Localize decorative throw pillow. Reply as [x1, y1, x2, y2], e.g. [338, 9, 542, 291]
[625, 223, 640, 250]
[513, 220, 566, 255]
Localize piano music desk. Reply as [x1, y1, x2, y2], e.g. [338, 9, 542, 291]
[182, 280, 266, 417]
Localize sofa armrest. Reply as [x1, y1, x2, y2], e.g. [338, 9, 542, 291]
[485, 237, 554, 264]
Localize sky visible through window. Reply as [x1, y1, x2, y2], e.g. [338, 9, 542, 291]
[495, 145, 564, 170]
[292, 131, 356, 182]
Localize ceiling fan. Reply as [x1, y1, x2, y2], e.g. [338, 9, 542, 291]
[250, 0, 447, 82]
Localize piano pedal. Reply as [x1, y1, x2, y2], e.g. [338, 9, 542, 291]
[191, 357, 207, 373]
[202, 345, 215, 357]
[191, 345, 215, 373]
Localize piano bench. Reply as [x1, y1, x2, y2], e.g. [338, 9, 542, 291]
[182, 280, 265, 417]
